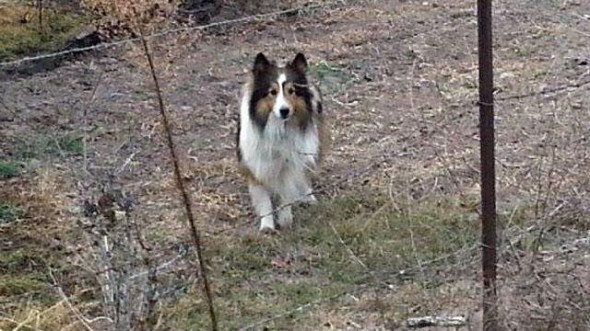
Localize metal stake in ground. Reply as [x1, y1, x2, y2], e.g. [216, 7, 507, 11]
[477, 0, 498, 331]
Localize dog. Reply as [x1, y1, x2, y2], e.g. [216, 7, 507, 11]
[236, 52, 327, 232]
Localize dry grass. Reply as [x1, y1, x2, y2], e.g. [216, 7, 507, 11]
[0, 3, 87, 62]
[81, 0, 180, 40]
[157, 191, 482, 330]
[1, 0, 589, 330]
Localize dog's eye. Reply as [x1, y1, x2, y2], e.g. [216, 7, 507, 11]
[287, 87, 295, 95]
[269, 89, 278, 96]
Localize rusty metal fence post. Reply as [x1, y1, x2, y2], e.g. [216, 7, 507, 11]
[477, 0, 498, 331]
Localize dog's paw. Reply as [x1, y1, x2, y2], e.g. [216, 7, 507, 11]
[259, 215, 276, 232]
[277, 206, 293, 229]
[300, 193, 317, 205]
[277, 215, 293, 229]
[259, 225, 279, 235]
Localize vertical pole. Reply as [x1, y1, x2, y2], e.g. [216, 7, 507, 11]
[37, 0, 43, 31]
[477, 0, 498, 331]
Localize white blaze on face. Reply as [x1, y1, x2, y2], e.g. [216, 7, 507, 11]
[273, 73, 291, 119]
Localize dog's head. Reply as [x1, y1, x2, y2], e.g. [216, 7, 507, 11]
[248, 52, 320, 129]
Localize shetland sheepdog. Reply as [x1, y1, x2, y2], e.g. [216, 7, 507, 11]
[236, 52, 327, 232]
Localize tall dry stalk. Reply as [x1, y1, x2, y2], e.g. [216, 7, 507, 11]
[136, 24, 218, 331]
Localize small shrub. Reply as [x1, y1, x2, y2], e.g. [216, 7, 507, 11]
[0, 276, 45, 296]
[57, 135, 84, 155]
[0, 161, 20, 179]
[307, 61, 357, 94]
[0, 201, 23, 224]
[81, 0, 179, 39]
[14, 134, 84, 159]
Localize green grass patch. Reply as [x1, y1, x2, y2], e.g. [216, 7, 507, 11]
[294, 193, 479, 274]
[0, 250, 50, 275]
[56, 134, 84, 155]
[308, 61, 358, 94]
[0, 161, 20, 179]
[0, 5, 88, 62]
[0, 275, 46, 296]
[0, 201, 23, 224]
[0, 245, 62, 308]
[164, 190, 481, 329]
[0, 250, 52, 300]
[14, 134, 84, 159]
[462, 80, 477, 89]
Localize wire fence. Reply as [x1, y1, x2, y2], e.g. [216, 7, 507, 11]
[239, 243, 481, 331]
[0, 0, 343, 68]
[2, 0, 590, 330]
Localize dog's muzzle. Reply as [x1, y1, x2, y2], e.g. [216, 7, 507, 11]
[279, 107, 290, 119]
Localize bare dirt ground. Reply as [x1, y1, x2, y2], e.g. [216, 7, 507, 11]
[1, 0, 589, 330]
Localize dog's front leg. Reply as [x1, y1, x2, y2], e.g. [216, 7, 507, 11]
[300, 187, 317, 204]
[276, 202, 293, 229]
[249, 183, 275, 232]
[296, 178, 317, 204]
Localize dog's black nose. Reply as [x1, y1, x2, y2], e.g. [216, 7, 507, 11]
[279, 107, 290, 119]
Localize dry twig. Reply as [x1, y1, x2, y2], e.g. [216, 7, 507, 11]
[136, 26, 218, 331]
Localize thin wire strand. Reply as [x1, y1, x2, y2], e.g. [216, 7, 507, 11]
[495, 79, 590, 102]
[0, 1, 341, 68]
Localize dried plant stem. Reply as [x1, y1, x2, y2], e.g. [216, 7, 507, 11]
[48, 271, 98, 331]
[137, 29, 218, 331]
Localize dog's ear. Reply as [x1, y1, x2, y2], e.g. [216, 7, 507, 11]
[253, 52, 270, 75]
[290, 53, 308, 74]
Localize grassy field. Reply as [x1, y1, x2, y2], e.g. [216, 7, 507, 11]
[1, 0, 589, 330]
[0, 3, 87, 62]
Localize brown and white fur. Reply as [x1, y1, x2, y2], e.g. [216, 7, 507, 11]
[237, 52, 326, 232]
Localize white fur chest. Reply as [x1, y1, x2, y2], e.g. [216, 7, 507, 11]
[239, 93, 319, 186]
